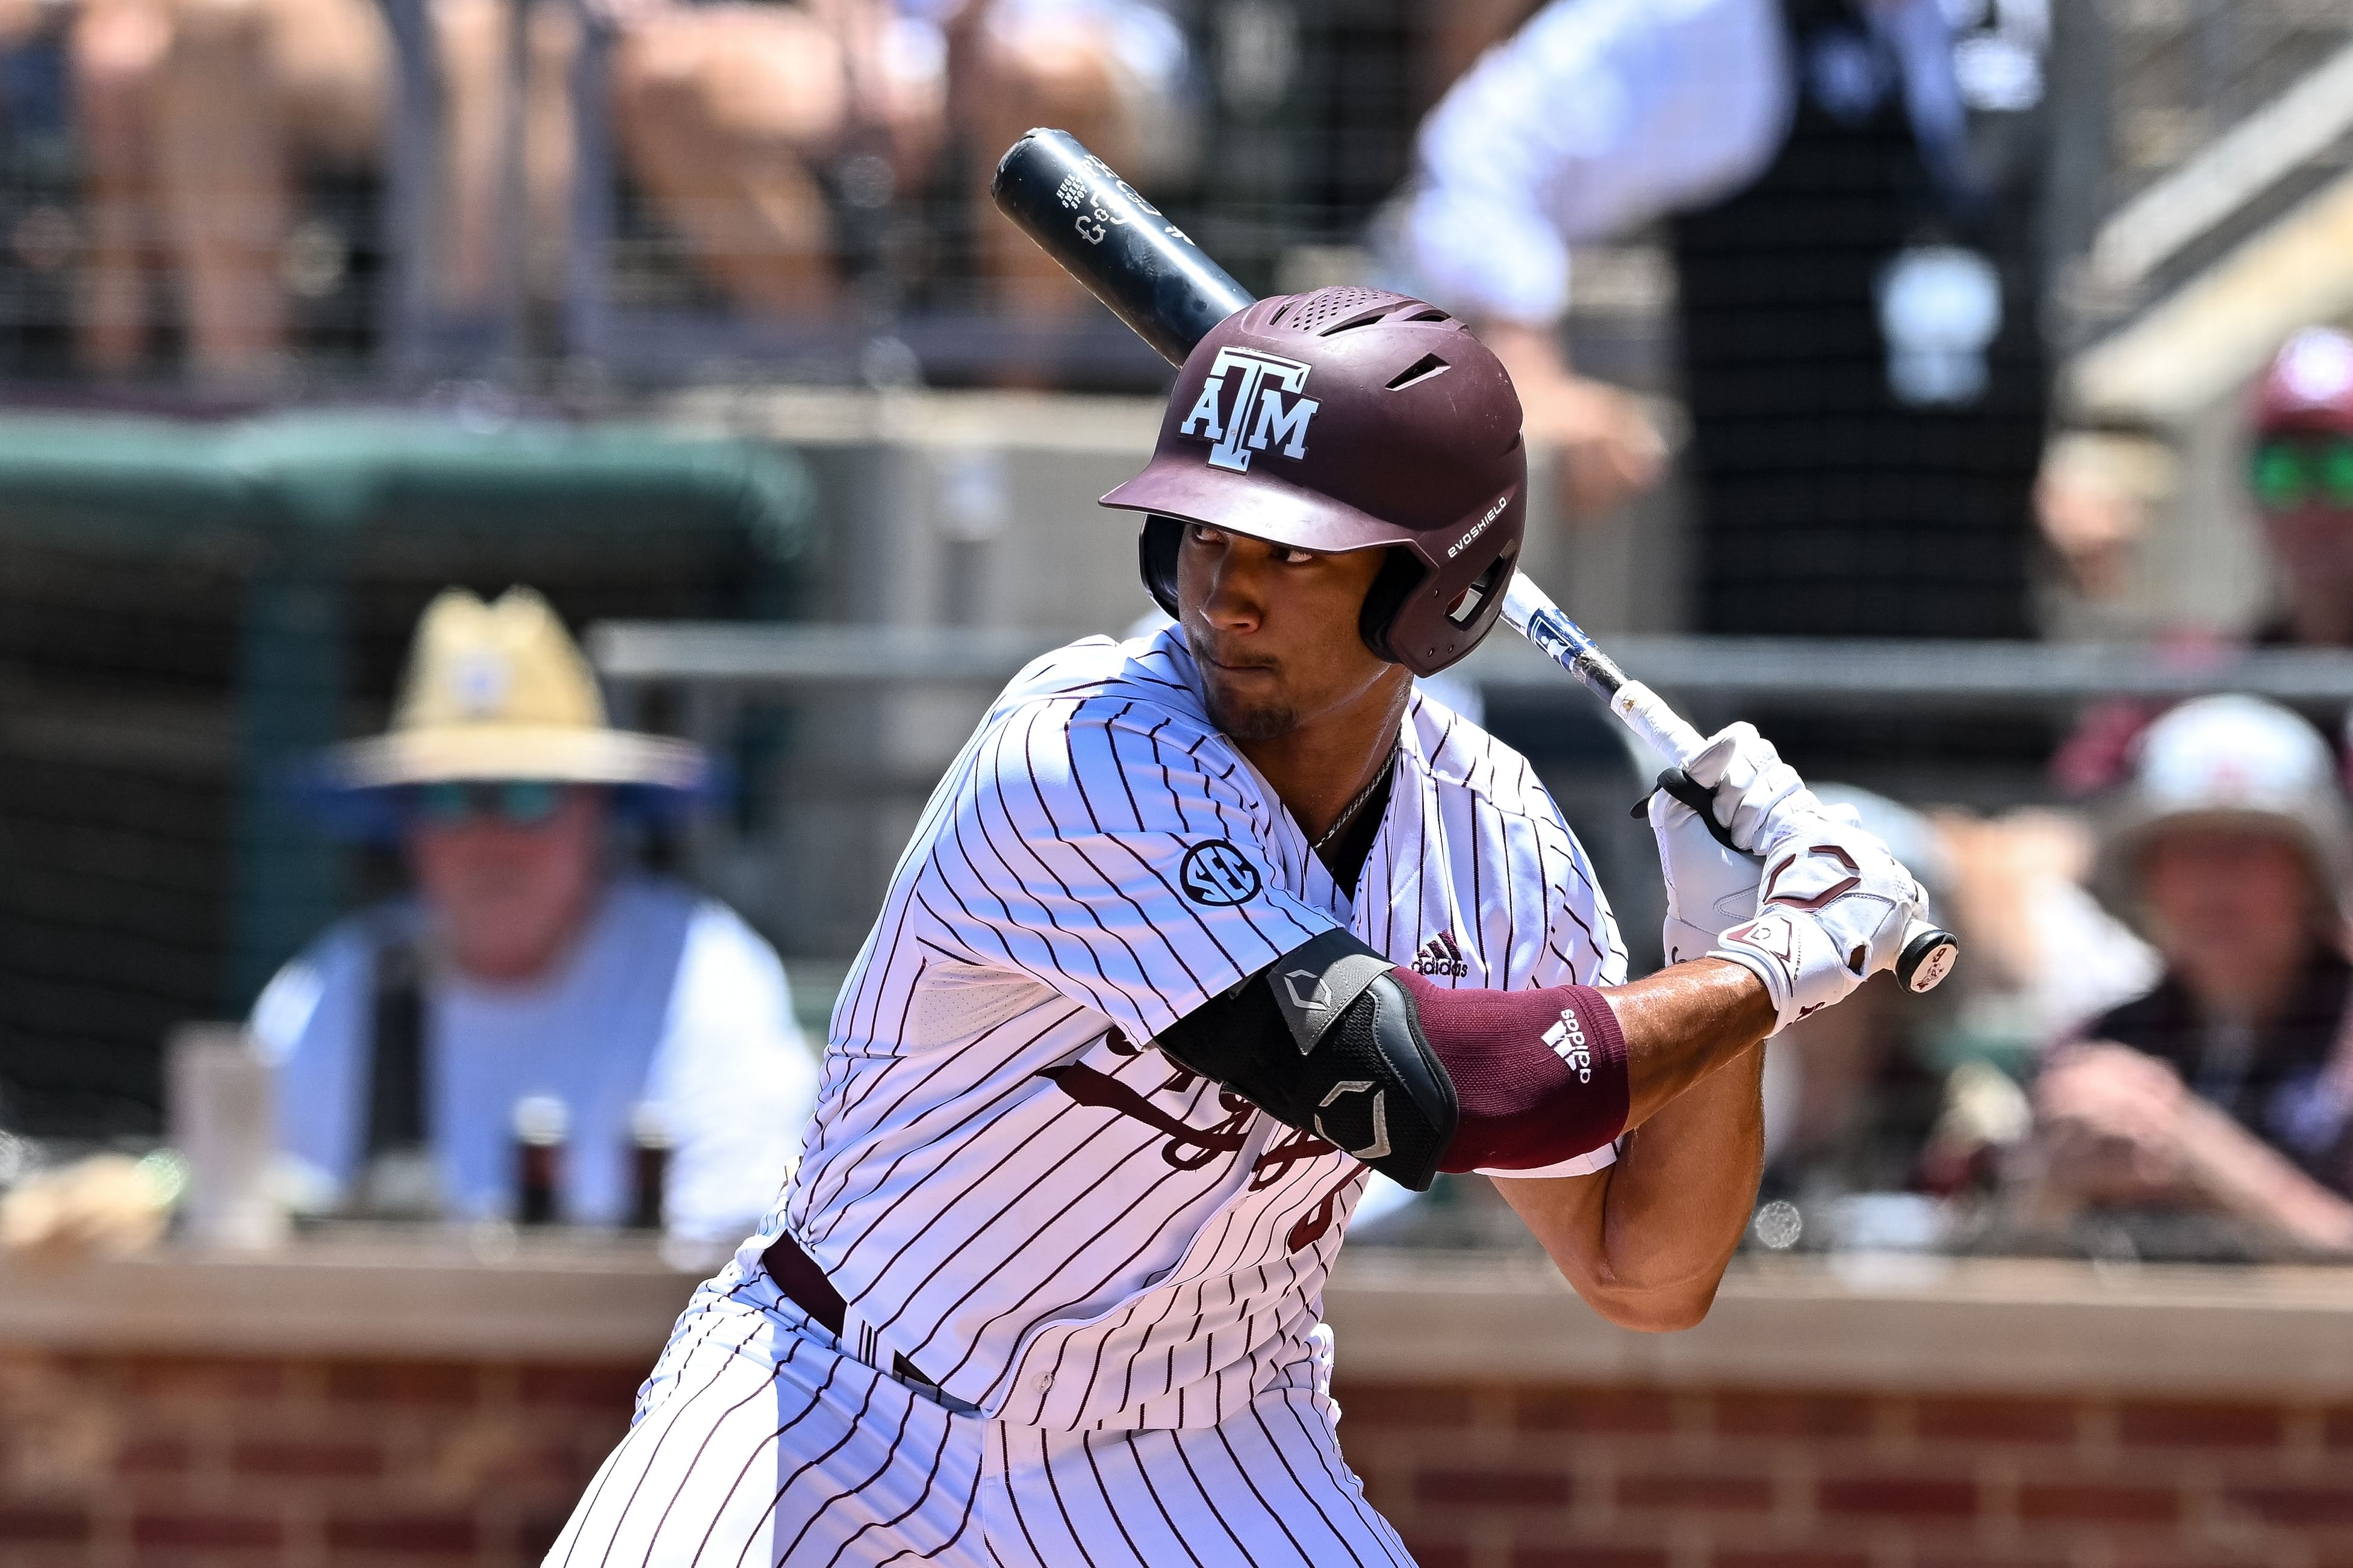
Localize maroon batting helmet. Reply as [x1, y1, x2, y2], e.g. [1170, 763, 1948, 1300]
[1100, 287, 1527, 677]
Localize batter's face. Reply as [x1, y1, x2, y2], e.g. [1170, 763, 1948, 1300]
[1176, 522, 1405, 742]
[405, 785, 606, 984]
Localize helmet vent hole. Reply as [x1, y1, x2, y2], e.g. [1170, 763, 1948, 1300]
[1385, 353, 1451, 391]
[1445, 551, 1512, 627]
[1404, 308, 1450, 323]
[1284, 286, 1390, 333]
[1319, 307, 1396, 336]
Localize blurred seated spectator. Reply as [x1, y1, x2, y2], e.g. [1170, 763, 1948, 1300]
[2032, 430, 2175, 622]
[2053, 329, 2353, 796]
[2245, 326, 2353, 648]
[602, 0, 930, 320]
[68, 0, 582, 382]
[1379, 0, 2058, 640]
[2026, 695, 2353, 1254]
[249, 586, 818, 1242]
[70, 0, 597, 383]
[73, 0, 387, 379]
[605, 0, 1192, 326]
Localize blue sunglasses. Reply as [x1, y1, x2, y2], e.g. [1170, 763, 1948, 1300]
[406, 779, 564, 827]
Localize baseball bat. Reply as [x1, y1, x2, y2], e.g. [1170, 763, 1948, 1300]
[991, 128, 1960, 996]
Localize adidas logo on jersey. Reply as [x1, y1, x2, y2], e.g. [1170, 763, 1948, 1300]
[1541, 1005, 1593, 1083]
[1411, 931, 1469, 978]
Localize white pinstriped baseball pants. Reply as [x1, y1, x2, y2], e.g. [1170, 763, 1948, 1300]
[544, 1293, 1416, 1567]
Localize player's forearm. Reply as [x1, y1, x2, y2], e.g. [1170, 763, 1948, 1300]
[1487, 964, 1768, 1330]
[1493, 1040, 1764, 1331]
[1599, 1037, 1766, 1292]
[1603, 958, 1776, 1129]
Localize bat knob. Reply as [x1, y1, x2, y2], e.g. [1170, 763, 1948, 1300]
[1895, 924, 1960, 994]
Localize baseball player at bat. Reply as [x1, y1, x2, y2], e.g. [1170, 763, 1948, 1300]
[547, 303, 1936, 1568]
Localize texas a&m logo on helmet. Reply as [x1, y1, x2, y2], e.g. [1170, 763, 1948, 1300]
[1178, 347, 1322, 473]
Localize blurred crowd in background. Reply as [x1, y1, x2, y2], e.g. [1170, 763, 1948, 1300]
[2, 0, 2353, 1270]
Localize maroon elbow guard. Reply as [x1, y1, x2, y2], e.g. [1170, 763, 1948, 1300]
[1392, 968, 1630, 1173]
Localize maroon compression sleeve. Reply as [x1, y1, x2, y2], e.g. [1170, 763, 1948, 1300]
[1391, 968, 1630, 1173]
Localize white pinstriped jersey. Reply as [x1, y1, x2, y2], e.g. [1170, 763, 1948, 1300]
[725, 627, 1626, 1433]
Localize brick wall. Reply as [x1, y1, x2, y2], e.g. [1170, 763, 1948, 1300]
[2, 1349, 2349, 1567]
[0, 1350, 639, 1566]
[1337, 1379, 2353, 1568]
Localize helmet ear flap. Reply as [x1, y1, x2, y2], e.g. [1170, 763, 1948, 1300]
[1357, 547, 1426, 665]
[1139, 515, 1184, 618]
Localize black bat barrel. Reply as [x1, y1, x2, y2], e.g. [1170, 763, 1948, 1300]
[990, 129, 1256, 368]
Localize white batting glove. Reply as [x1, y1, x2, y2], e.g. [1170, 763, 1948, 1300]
[1682, 722, 1824, 858]
[1646, 785, 1762, 966]
[1711, 814, 1928, 1035]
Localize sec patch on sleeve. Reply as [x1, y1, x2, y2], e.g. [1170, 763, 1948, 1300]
[1180, 840, 1262, 906]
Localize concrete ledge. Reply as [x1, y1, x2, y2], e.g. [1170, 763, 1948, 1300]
[1325, 1251, 2353, 1398]
[0, 1231, 709, 1362]
[4, 1239, 2351, 1395]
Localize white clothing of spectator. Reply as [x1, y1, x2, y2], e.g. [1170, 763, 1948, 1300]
[253, 878, 815, 1242]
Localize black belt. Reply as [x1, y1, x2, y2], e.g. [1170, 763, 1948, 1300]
[761, 1234, 972, 1411]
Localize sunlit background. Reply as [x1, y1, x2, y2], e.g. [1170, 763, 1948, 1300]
[1, 1, 2352, 1564]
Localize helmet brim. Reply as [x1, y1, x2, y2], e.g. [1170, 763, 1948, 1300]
[1101, 456, 1422, 560]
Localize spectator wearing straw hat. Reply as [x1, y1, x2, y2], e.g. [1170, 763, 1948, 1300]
[249, 587, 818, 1242]
[2028, 695, 2353, 1253]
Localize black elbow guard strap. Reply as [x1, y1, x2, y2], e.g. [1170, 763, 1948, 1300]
[1155, 930, 1460, 1191]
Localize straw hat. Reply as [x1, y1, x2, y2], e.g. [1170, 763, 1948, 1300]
[326, 587, 705, 794]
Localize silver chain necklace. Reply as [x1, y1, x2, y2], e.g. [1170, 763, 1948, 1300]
[1313, 743, 1399, 855]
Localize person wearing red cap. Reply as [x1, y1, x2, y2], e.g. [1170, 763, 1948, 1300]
[2248, 326, 2353, 648]
[2046, 325, 2353, 801]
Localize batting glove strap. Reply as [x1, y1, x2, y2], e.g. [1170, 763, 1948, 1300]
[1647, 781, 1764, 967]
[1709, 911, 1851, 1037]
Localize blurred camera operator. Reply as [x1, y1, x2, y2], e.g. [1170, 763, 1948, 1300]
[2028, 695, 2353, 1254]
[249, 586, 818, 1242]
[1381, 0, 2064, 639]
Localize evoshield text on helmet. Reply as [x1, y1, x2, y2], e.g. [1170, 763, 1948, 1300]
[1100, 287, 1528, 677]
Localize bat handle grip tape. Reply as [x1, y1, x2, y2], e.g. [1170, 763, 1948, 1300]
[1610, 681, 1710, 769]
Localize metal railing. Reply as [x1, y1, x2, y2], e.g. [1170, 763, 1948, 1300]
[591, 622, 2353, 712]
